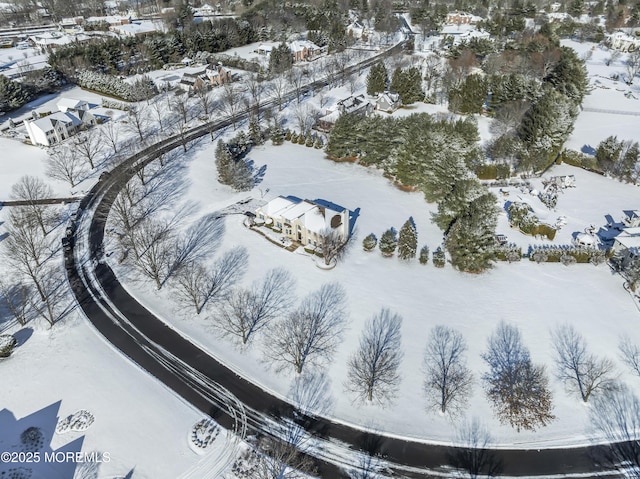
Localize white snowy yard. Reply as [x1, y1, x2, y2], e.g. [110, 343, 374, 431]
[110, 140, 640, 448]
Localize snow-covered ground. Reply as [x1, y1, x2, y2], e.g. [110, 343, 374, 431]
[0, 314, 203, 478]
[564, 39, 640, 153]
[108, 139, 640, 448]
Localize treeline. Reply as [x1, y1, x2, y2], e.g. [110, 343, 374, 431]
[445, 32, 588, 174]
[49, 18, 258, 78]
[0, 67, 64, 112]
[327, 113, 498, 273]
[242, 0, 349, 51]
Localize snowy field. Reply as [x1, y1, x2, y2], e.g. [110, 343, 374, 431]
[0, 309, 203, 478]
[564, 39, 640, 152]
[108, 140, 640, 448]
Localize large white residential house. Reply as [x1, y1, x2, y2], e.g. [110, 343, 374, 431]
[24, 109, 95, 146]
[613, 226, 640, 268]
[255, 196, 350, 248]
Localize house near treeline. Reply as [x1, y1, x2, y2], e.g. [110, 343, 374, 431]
[315, 94, 374, 132]
[24, 108, 95, 146]
[613, 226, 640, 268]
[375, 91, 401, 113]
[254, 196, 351, 248]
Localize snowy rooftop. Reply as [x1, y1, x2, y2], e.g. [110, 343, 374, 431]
[28, 111, 82, 131]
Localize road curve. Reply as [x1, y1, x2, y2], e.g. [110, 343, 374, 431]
[64, 46, 625, 479]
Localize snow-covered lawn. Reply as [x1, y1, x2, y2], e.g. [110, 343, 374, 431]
[109, 140, 640, 448]
[0, 316, 202, 478]
[564, 39, 640, 152]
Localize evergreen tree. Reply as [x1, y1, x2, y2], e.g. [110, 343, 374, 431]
[285, 129, 292, 141]
[433, 247, 446, 267]
[313, 136, 324, 149]
[390, 67, 424, 105]
[290, 131, 299, 143]
[270, 125, 284, 145]
[362, 233, 377, 251]
[367, 62, 388, 96]
[249, 119, 264, 145]
[444, 191, 499, 273]
[379, 228, 398, 257]
[397, 217, 418, 260]
[215, 140, 234, 185]
[305, 132, 314, 147]
[419, 245, 430, 264]
[269, 42, 293, 74]
[448, 74, 488, 114]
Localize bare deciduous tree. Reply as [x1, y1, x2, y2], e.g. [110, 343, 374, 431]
[266, 283, 348, 374]
[173, 246, 248, 314]
[102, 119, 121, 154]
[289, 371, 334, 418]
[193, 83, 213, 118]
[319, 227, 351, 266]
[74, 128, 103, 170]
[217, 268, 295, 344]
[126, 105, 149, 143]
[10, 175, 54, 235]
[221, 82, 244, 130]
[3, 209, 53, 303]
[292, 103, 320, 135]
[245, 74, 266, 119]
[619, 336, 640, 378]
[449, 417, 502, 479]
[551, 323, 617, 402]
[424, 325, 473, 415]
[0, 278, 32, 326]
[626, 49, 640, 85]
[269, 75, 288, 111]
[482, 321, 554, 431]
[346, 308, 403, 405]
[130, 218, 174, 289]
[287, 69, 306, 104]
[29, 265, 69, 328]
[46, 147, 87, 187]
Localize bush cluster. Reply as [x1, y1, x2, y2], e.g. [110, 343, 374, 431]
[528, 246, 606, 265]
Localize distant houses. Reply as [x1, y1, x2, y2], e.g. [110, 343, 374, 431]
[177, 64, 233, 93]
[24, 97, 96, 147]
[255, 40, 325, 63]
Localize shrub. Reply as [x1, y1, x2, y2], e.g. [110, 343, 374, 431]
[419, 245, 430, 264]
[531, 249, 548, 264]
[476, 163, 511, 180]
[0, 334, 16, 358]
[433, 247, 446, 268]
[531, 223, 557, 241]
[495, 243, 522, 262]
[362, 233, 377, 252]
[560, 253, 577, 266]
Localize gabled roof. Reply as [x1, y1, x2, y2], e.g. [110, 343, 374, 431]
[29, 111, 82, 132]
[57, 98, 88, 110]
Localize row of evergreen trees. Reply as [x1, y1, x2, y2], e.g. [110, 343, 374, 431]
[366, 62, 424, 105]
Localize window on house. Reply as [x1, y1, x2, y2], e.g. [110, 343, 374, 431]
[308, 239, 311, 244]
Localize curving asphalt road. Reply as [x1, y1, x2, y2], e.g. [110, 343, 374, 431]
[63, 45, 627, 479]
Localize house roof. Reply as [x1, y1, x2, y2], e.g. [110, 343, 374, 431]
[57, 98, 88, 110]
[29, 111, 82, 132]
[259, 196, 345, 234]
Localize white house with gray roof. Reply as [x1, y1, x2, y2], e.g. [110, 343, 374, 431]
[24, 109, 95, 146]
[255, 196, 350, 248]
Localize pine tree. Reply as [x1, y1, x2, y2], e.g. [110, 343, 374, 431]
[313, 136, 324, 149]
[285, 129, 292, 141]
[445, 192, 499, 273]
[290, 131, 299, 143]
[433, 247, 446, 267]
[419, 245, 430, 264]
[366, 62, 388, 96]
[269, 41, 293, 74]
[215, 140, 234, 185]
[248, 118, 264, 145]
[362, 233, 377, 251]
[270, 125, 284, 145]
[390, 67, 424, 105]
[305, 132, 314, 147]
[397, 217, 418, 260]
[378, 228, 398, 257]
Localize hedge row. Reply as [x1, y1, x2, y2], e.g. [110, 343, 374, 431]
[528, 245, 606, 265]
